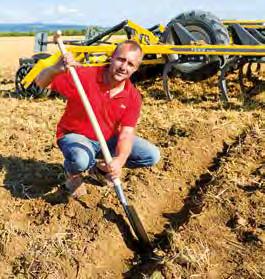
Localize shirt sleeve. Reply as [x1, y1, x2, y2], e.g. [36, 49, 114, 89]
[120, 88, 142, 127]
[51, 67, 94, 98]
[50, 71, 75, 98]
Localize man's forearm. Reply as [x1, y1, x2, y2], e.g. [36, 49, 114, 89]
[115, 128, 135, 166]
[35, 66, 61, 89]
[116, 140, 132, 166]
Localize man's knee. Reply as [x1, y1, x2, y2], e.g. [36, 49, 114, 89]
[147, 145, 160, 166]
[66, 148, 94, 173]
[127, 139, 161, 168]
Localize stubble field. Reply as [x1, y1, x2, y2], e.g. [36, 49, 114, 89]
[0, 36, 264, 278]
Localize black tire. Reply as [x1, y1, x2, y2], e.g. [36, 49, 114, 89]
[161, 10, 230, 81]
[15, 53, 51, 98]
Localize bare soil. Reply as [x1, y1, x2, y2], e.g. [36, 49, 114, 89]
[0, 37, 264, 278]
[0, 36, 82, 77]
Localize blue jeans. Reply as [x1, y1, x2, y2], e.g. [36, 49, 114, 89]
[57, 133, 160, 175]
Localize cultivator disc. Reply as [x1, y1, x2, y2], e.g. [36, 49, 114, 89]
[16, 64, 50, 98]
[15, 57, 50, 98]
[16, 64, 49, 98]
[238, 62, 265, 101]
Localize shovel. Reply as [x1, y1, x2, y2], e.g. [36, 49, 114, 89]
[55, 31, 151, 248]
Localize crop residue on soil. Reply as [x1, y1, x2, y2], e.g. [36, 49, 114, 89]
[0, 44, 265, 278]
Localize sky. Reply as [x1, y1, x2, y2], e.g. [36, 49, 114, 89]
[0, 0, 265, 27]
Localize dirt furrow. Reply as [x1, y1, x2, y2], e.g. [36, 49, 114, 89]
[130, 123, 265, 278]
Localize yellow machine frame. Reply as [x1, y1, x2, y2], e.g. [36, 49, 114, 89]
[21, 19, 265, 91]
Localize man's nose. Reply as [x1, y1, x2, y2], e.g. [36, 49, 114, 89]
[120, 61, 127, 70]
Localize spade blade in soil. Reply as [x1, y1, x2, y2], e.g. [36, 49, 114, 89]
[125, 205, 151, 247]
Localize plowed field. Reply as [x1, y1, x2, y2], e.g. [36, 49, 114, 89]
[0, 36, 264, 278]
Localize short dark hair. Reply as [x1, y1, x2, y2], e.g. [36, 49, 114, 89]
[112, 40, 143, 58]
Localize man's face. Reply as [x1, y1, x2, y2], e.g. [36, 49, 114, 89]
[108, 45, 142, 83]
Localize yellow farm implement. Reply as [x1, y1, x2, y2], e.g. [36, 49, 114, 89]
[15, 10, 265, 104]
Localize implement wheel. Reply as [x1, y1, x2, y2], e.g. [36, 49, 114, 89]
[162, 10, 230, 81]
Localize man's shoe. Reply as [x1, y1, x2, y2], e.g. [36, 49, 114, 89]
[64, 173, 87, 198]
[88, 166, 113, 187]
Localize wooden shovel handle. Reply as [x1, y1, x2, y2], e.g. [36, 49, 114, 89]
[55, 31, 123, 189]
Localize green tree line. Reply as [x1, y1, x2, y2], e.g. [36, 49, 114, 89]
[0, 29, 87, 37]
[0, 26, 126, 37]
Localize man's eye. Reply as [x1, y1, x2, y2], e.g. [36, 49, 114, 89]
[117, 57, 125, 62]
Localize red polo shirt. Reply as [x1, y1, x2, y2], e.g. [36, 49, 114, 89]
[51, 66, 141, 141]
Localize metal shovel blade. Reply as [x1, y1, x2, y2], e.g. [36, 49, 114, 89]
[125, 205, 151, 247]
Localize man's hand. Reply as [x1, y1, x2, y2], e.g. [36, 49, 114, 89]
[96, 126, 135, 181]
[97, 157, 123, 180]
[107, 157, 123, 179]
[52, 32, 80, 72]
[53, 52, 79, 73]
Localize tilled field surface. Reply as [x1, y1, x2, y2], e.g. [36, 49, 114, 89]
[0, 39, 264, 278]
